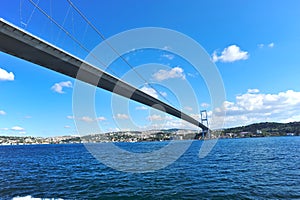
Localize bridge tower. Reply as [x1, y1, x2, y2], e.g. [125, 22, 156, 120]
[195, 110, 209, 140]
[200, 110, 209, 138]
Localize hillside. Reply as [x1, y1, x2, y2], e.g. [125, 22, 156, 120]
[223, 121, 300, 137]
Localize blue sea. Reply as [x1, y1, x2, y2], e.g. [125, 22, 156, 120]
[1, 136, 299, 199]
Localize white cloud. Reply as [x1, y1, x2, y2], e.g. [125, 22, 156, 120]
[212, 45, 249, 63]
[11, 126, 25, 131]
[136, 106, 148, 110]
[258, 44, 264, 48]
[51, 81, 72, 94]
[213, 89, 300, 128]
[80, 116, 94, 122]
[268, 42, 275, 48]
[140, 86, 158, 98]
[96, 116, 106, 121]
[247, 88, 260, 94]
[161, 54, 175, 60]
[0, 128, 9, 131]
[201, 103, 210, 108]
[184, 106, 193, 111]
[67, 115, 106, 122]
[187, 73, 196, 78]
[163, 46, 172, 50]
[160, 91, 167, 97]
[164, 115, 174, 120]
[108, 127, 121, 132]
[0, 68, 14, 81]
[152, 67, 185, 81]
[19, 131, 26, 134]
[148, 114, 164, 121]
[64, 125, 71, 129]
[146, 117, 197, 130]
[191, 114, 201, 120]
[115, 113, 129, 120]
[125, 56, 130, 61]
[258, 42, 275, 49]
[0, 110, 6, 115]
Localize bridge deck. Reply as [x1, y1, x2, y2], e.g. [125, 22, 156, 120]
[0, 18, 208, 131]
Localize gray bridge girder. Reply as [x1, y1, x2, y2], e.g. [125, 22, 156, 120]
[0, 18, 208, 131]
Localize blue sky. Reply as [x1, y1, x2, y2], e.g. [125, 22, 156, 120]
[1, 0, 300, 137]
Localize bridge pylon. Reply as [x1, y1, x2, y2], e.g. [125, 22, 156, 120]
[194, 110, 209, 140]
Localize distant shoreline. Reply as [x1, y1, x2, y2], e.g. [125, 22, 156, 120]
[0, 135, 298, 146]
[1, 121, 299, 145]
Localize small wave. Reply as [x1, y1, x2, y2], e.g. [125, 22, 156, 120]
[12, 196, 63, 200]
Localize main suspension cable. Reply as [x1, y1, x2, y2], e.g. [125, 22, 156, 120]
[28, 0, 174, 107]
[66, 0, 173, 106]
[28, 0, 119, 77]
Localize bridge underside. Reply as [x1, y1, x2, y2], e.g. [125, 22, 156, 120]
[0, 18, 209, 131]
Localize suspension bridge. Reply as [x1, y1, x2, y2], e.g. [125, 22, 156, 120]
[0, 7, 209, 135]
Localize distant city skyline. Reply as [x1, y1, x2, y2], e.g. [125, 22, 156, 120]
[1, 0, 300, 137]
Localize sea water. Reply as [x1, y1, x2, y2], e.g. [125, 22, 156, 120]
[1, 136, 299, 199]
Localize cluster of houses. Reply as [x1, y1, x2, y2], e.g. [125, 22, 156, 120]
[0, 129, 198, 145]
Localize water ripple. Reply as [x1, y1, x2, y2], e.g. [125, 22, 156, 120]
[0, 137, 299, 199]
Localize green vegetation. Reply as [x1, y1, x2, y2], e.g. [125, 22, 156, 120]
[222, 122, 300, 137]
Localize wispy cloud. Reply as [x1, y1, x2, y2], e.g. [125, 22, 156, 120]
[258, 42, 275, 49]
[136, 106, 148, 110]
[152, 67, 185, 81]
[114, 113, 129, 120]
[144, 116, 197, 130]
[212, 45, 249, 63]
[191, 114, 201, 120]
[96, 116, 106, 121]
[268, 42, 275, 48]
[162, 46, 172, 50]
[0, 110, 6, 115]
[187, 73, 197, 78]
[201, 103, 210, 108]
[147, 114, 164, 121]
[161, 54, 175, 60]
[0, 68, 14, 81]
[184, 106, 193, 111]
[11, 126, 25, 131]
[160, 91, 167, 97]
[67, 115, 74, 119]
[51, 81, 72, 94]
[258, 44, 264, 48]
[147, 114, 177, 122]
[79, 116, 106, 122]
[140, 86, 158, 98]
[67, 115, 106, 122]
[80, 116, 94, 122]
[247, 88, 260, 93]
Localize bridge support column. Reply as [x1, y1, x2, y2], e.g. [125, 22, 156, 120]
[194, 110, 209, 140]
